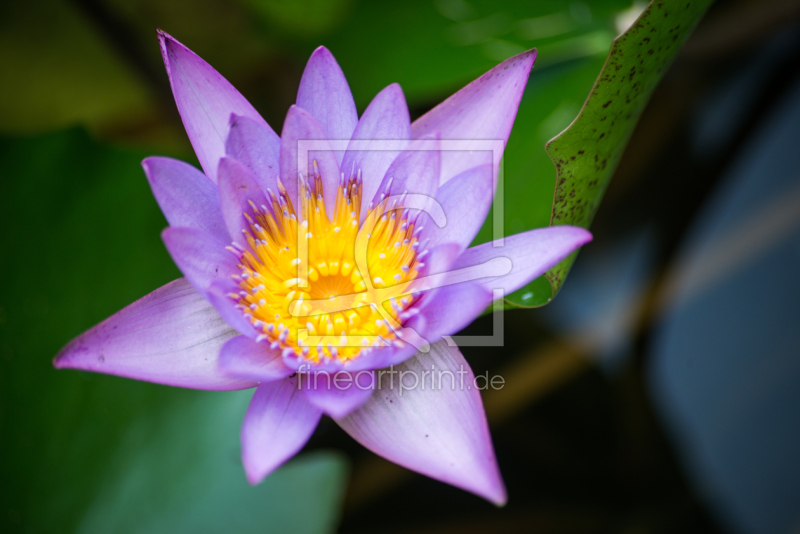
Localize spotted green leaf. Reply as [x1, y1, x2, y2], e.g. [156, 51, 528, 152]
[539, 0, 714, 301]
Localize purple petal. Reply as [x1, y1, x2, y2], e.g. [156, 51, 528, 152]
[279, 105, 341, 218]
[217, 157, 267, 244]
[340, 84, 411, 221]
[205, 279, 260, 339]
[453, 226, 593, 296]
[280, 350, 346, 374]
[53, 278, 255, 391]
[351, 343, 420, 370]
[225, 114, 281, 193]
[300, 370, 376, 419]
[161, 227, 237, 295]
[158, 31, 275, 183]
[241, 377, 323, 484]
[414, 241, 461, 284]
[411, 49, 536, 186]
[219, 335, 293, 383]
[413, 282, 493, 345]
[401, 242, 463, 325]
[424, 164, 493, 253]
[337, 341, 506, 504]
[376, 132, 440, 202]
[296, 46, 358, 162]
[142, 157, 230, 243]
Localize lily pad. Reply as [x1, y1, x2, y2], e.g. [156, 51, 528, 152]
[0, 129, 347, 534]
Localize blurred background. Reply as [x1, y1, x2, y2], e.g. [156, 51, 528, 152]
[2, 0, 800, 532]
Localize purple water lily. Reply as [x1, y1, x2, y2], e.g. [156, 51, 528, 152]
[54, 31, 592, 505]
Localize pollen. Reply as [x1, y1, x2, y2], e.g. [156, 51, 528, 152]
[228, 164, 423, 365]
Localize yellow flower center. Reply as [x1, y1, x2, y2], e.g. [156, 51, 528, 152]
[229, 167, 422, 364]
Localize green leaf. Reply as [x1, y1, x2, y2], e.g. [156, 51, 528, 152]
[78, 395, 347, 534]
[541, 0, 714, 300]
[0, 129, 347, 534]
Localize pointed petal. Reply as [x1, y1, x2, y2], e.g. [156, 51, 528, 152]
[425, 164, 493, 253]
[241, 377, 323, 484]
[411, 49, 536, 185]
[217, 157, 267, 244]
[225, 114, 281, 193]
[300, 370, 375, 419]
[414, 282, 493, 345]
[377, 132, 440, 202]
[53, 278, 254, 390]
[402, 241, 463, 321]
[337, 341, 506, 504]
[205, 279, 260, 339]
[158, 31, 274, 183]
[218, 335, 294, 383]
[161, 227, 237, 294]
[296, 46, 358, 160]
[453, 226, 592, 295]
[413, 241, 461, 287]
[279, 105, 341, 219]
[340, 84, 411, 221]
[143, 157, 230, 243]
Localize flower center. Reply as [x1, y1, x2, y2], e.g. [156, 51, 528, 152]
[230, 168, 423, 364]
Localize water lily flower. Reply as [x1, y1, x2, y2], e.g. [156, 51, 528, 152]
[54, 31, 592, 505]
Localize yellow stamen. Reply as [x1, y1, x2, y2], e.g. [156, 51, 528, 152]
[233, 167, 421, 364]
